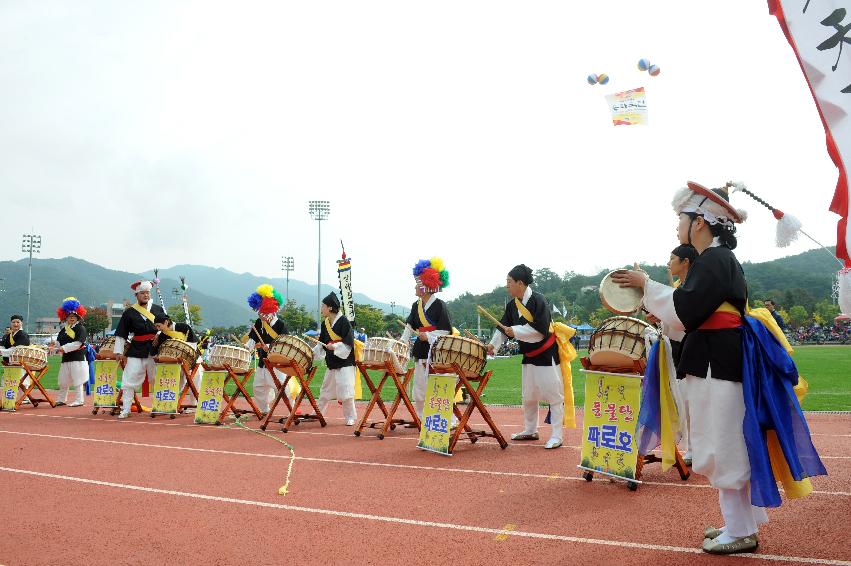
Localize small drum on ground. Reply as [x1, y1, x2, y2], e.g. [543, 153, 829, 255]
[156, 339, 198, 368]
[430, 335, 487, 377]
[267, 335, 313, 376]
[361, 337, 410, 372]
[599, 270, 644, 315]
[97, 336, 128, 359]
[8, 345, 48, 371]
[588, 316, 651, 368]
[208, 344, 251, 374]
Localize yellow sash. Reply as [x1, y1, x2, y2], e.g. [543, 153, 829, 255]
[324, 317, 342, 341]
[261, 319, 280, 340]
[131, 303, 155, 323]
[513, 297, 576, 427]
[64, 324, 76, 340]
[657, 339, 679, 471]
[416, 299, 431, 328]
[161, 328, 187, 341]
[8, 331, 14, 346]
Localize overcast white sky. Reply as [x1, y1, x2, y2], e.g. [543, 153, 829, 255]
[0, 1, 842, 305]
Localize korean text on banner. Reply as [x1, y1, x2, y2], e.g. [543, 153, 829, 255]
[337, 259, 355, 323]
[1, 366, 24, 411]
[579, 370, 641, 481]
[195, 370, 226, 424]
[605, 87, 648, 126]
[93, 360, 119, 408]
[151, 363, 181, 415]
[417, 374, 456, 455]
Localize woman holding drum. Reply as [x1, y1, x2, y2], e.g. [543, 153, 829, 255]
[487, 264, 564, 450]
[612, 181, 826, 555]
[53, 298, 89, 407]
[313, 292, 357, 426]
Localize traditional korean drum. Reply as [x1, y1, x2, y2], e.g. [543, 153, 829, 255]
[97, 336, 128, 359]
[8, 345, 48, 371]
[430, 335, 486, 376]
[362, 337, 409, 373]
[208, 344, 251, 374]
[266, 335, 313, 376]
[156, 339, 198, 368]
[599, 270, 644, 315]
[588, 316, 651, 368]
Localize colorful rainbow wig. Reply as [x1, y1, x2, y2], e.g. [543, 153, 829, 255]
[412, 257, 450, 293]
[56, 297, 87, 321]
[247, 284, 284, 315]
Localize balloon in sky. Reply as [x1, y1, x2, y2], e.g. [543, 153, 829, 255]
[597, 73, 610, 85]
[648, 64, 661, 76]
[587, 74, 598, 85]
[637, 58, 650, 71]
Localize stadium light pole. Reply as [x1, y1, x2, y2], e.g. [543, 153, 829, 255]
[308, 201, 330, 328]
[21, 233, 41, 332]
[281, 256, 294, 303]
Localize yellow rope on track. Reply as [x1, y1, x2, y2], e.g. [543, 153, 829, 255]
[224, 414, 297, 495]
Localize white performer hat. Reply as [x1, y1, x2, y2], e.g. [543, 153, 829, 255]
[131, 280, 153, 294]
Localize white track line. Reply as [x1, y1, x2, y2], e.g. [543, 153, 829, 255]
[2, 430, 849, 497]
[0, 465, 848, 565]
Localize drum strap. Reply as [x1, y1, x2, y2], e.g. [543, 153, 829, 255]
[131, 303, 155, 323]
[161, 328, 188, 341]
[64, 324, 76, 340]
[324, 317, 342, 342]
[261, 320, 280, 340]
[513, 298, 534, 323]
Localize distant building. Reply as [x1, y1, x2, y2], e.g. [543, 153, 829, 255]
[101, 301, 127, 331]
[35, 317, 61, 335]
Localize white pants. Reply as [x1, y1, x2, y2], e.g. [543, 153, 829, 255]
[677, 377, 692, 456]
[58, 384, 85, 404]
[120, 357, 156, 413]
[520, 362, 564, 441]
[719, 484, 769, 537]
[58, 360, 89, 389]
[254, 366, 298, 413]
[318, 365, 357, 421]
[685, 372, 750, 489]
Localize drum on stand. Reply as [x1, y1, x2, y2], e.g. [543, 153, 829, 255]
[97, 336, 128, 360]
[587, 316, 652, 368]
[430, 336, 487, 377]
[156, 339, 198, 368]
[362, 337, 410, 372]
[208, 344, 251, 374]
[267, 335, 313, 376]
[8, 345, 48, 371]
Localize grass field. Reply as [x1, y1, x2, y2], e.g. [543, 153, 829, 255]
[26, 344, 850, 411]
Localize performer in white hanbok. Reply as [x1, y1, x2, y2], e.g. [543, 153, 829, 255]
[53, 298, 89, 407]
[399, 257, 453, 420]
[246, 284, 296, 415]
[114, 281, 167, 419]
[488, 264, 564, 449]
[613, 181, 826, 555]
[313, 292, 357, 426]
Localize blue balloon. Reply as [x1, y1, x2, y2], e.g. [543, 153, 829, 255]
[597, 73, 610, 85]
[587, 74, 598, 85]
[638, 58, 650, 71]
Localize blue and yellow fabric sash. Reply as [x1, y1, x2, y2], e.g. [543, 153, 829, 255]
[323, 316, 363, 400]
[131, 303, 155, 323]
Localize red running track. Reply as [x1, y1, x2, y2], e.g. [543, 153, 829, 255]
[0, 401, 849, 566]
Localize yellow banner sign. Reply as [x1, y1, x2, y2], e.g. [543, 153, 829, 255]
[417, 374, 456, 456]
[93, 360, 120, 408]
[195, 370, 226, 424]
[152, 363, 181, 414]
[1, 366, 24, 411]
[579, 370, 641, 481]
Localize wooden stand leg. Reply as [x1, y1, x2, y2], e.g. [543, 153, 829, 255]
[16, 365, 54, 409]
[447, 366, 507, 453]
[177, 362, 200, 413]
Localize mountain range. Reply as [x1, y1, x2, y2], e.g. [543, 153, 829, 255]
[0, 257, 402, 330]
[0, 247, 842, 330]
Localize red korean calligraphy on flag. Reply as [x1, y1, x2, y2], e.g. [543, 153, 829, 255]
[769, 1, 851, 264]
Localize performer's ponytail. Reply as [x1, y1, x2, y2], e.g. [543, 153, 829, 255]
[709, 223, 738, 250]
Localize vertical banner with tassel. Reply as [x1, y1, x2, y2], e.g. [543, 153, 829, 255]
[337, 242, 355, 323]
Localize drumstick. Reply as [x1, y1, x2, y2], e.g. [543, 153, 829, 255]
[463, 329, 484, 343]
[476, 305, 509, 332]
[385, 331, 394, 339]
[250, 325, 268, 349]
[301, 334, 321, 345]
[396, 319, 407, 329]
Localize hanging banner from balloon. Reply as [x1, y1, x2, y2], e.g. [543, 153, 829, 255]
[605, 87, 648, 126]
